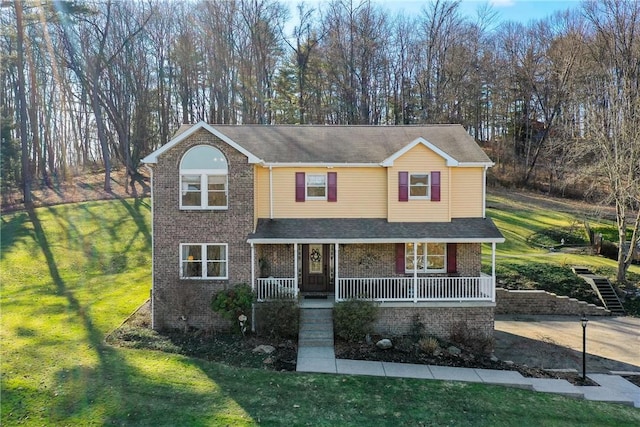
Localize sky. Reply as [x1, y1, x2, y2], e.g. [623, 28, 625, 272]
[384, 0, 582, 23]
[285, 1, 583, 25]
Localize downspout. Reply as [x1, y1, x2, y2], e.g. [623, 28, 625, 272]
[144, 164, 155, 330]
[483, 166, 488, 218]
[269, 165, 273, 219]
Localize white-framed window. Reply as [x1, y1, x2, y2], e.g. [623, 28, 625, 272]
[306, 174, 327, 199]
[180, 243, 228, 279]
[405, 243, 446, 273]
[180, 145, 228, 209]
[409, 173, 430, 199]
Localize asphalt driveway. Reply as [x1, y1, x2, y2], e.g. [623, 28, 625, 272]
[494, 315, 640, 373]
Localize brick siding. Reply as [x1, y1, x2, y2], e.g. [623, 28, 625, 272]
[255, 242, 482, 279]
[374, 305, 494, 341]
[151, 129, 253, 331]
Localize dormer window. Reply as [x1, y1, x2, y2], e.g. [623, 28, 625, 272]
[180, 145, 228, 210]
[409, 173, 430, 199]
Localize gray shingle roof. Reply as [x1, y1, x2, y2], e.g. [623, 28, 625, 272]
[205, 124, 491, 164]
[248, 218, 504, 243]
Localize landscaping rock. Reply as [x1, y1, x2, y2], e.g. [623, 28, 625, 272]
[376, 339, 393, 349]
[490, 355, 500, 363]
[447, 346, 461, 355]
[263, 357, 274, 364]
[253, 344, 276, 354]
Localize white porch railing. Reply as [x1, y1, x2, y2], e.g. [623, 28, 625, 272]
[337, 274, 494, 302]
[255, 277, 297, 301]
[254, 275, 495, 303]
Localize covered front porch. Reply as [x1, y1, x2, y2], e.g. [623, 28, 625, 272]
[248, 218, 504, 305]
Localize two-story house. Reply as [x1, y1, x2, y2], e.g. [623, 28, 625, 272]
[142, 122, 504, 340]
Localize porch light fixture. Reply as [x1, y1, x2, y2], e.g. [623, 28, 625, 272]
[580, 315, 588, 380]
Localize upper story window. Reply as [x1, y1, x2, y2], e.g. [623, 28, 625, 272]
[306, 174, 327, 199]
[180, 145, 228, 210]
[405, 242, 446, 273]
[409, 173, 430, 199]
[296, 172, 337, 202]
[399, 171, 440, 202]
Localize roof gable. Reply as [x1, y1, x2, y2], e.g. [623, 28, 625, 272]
[141, 121, 262, 164]
[381, 137, 458, 167]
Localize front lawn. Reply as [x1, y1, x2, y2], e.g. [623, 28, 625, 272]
[2, 199, 640, 425]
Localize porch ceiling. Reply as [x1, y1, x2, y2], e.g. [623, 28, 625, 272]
[248, 217, 504, 244]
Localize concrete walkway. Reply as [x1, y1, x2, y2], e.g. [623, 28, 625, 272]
[295, 306, 639, 407]
[296, 350, 640, 407]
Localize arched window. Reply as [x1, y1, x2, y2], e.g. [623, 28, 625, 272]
[180, 145, 228, 209]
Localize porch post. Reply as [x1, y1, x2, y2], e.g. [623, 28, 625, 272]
[413, 241, 418, 303]
[335, 243, 340, 301]
[250, 242, 255, 292]
[491, 242, 496, 302]
[294, 243, 299, 298]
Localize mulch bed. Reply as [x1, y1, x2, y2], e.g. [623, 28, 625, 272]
[334, 336, 598, 386]
[108, 302, 598, 385]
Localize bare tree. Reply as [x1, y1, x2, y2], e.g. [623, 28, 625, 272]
[582, 0, 640, 282]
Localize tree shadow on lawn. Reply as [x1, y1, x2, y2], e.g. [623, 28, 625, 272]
[0, 211, 30, 260]
[8, 205, 231, 425]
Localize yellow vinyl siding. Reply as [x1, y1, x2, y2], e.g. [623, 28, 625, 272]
[451, 168, 484, 217]
[255, 166, 271, 220]
[255, 166, 387, 219]
[387, 144, 450, 222]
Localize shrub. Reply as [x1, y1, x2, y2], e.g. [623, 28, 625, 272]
[418, 337, 439, 355]
[333, 299, 378, 342]
[211, 284, 255, 333]
[623, 296, 640, 317]
[255, 299, 299, 339]
[448, 321, 494, 354]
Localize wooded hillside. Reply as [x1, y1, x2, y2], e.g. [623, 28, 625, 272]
[2, 0, 638, 280]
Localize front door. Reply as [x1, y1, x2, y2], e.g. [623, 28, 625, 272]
[301, 244, 330, 292]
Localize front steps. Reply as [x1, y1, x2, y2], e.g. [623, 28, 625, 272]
[298, 308, 334, 347]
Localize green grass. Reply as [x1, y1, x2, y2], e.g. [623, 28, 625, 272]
[2, 198, 640, 425]
[484, 193, 640, 285]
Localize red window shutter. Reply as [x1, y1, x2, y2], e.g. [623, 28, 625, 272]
[396, 243, 405, 273]
[295, 172, 305, 202]
[447, 243, 457, 273]
[431, 171, 441, 202]
[398, 171, 408, 202]
[328, 172, 337, 202]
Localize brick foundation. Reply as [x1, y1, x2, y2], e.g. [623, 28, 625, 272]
[374, 305, 495, 341]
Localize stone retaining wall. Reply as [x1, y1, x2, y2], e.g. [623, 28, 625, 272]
[496, 288, 609, 316]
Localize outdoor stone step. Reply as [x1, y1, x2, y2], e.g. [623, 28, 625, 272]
[301, 312, 333, 321]
[299, 340, 334, 348]
[299, 327, 332, 334]
[299, 308, 335, 348]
